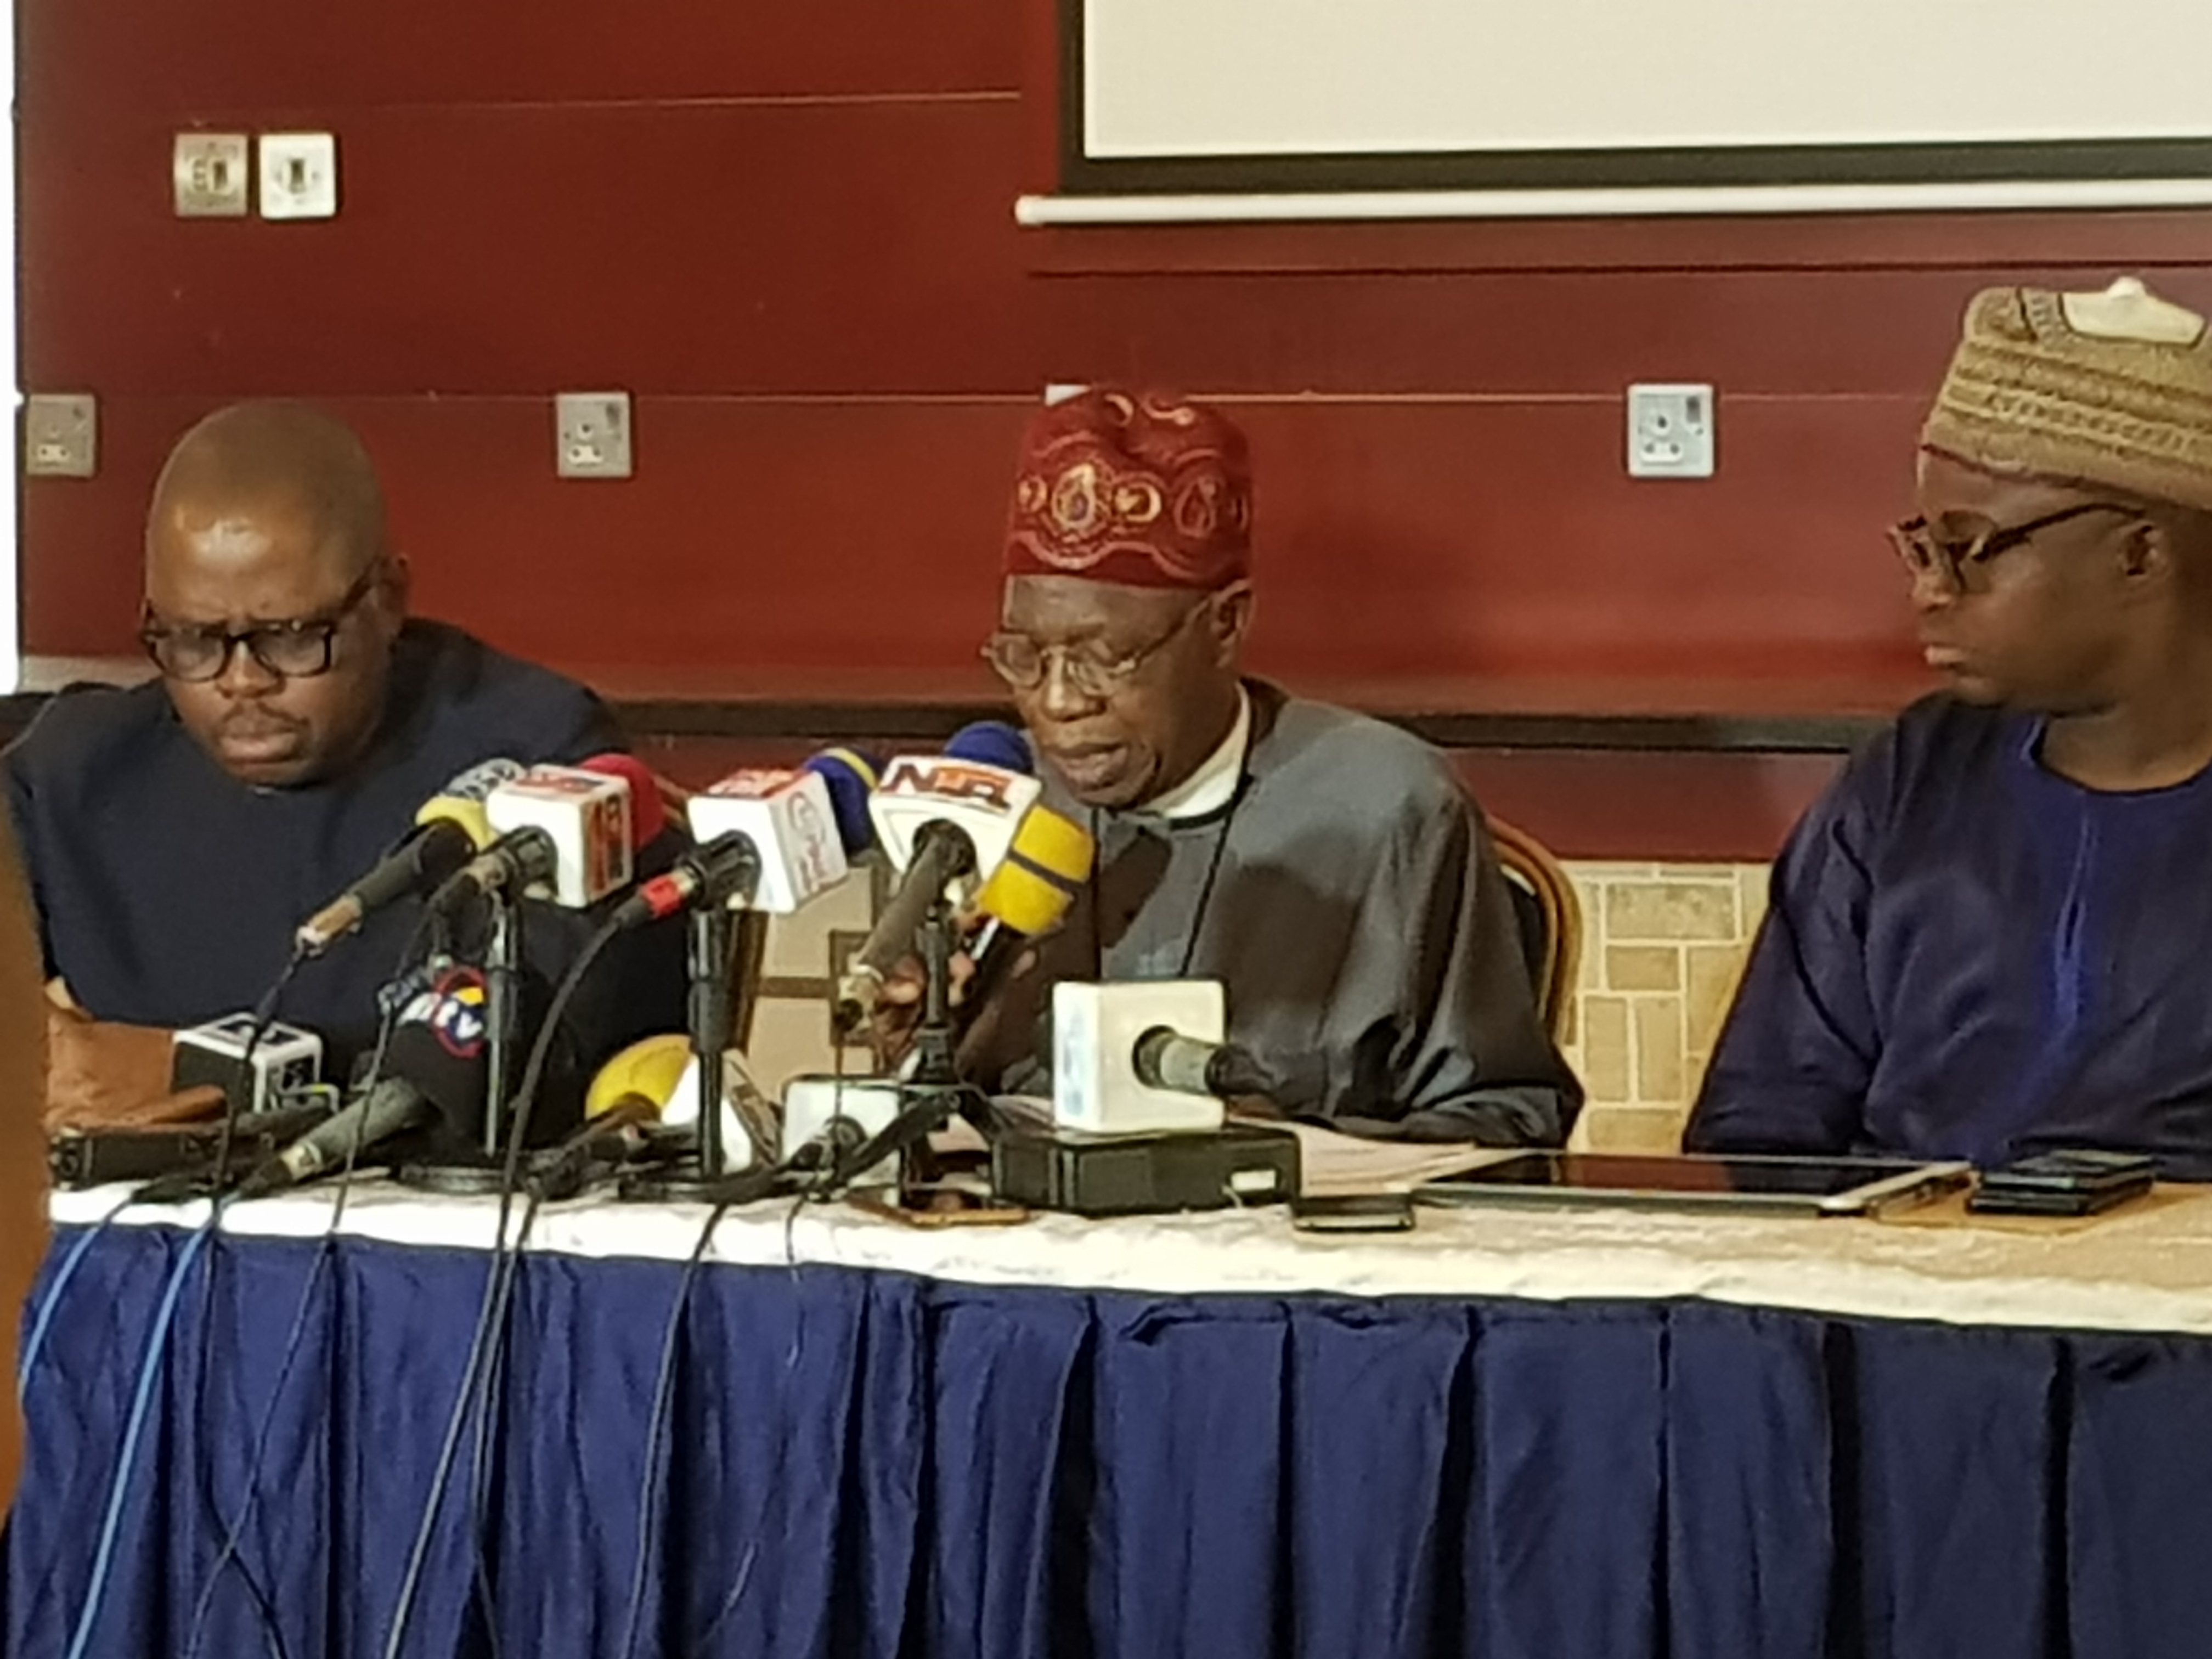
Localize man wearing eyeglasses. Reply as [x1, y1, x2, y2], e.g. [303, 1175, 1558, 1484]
[898, 387, 1577, 1144]
[5, 401, 679, 1124]
[1688, 278, 2212, 1175]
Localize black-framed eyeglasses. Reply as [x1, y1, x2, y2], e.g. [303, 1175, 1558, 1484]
[981, 599, 1211, 698]
[1889, 501, 2144, 592]
[139, 565, 383, 683]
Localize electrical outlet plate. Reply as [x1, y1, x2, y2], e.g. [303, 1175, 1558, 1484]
[25, 395, 98, 478]
[1627, 383, 1717, 479]
[258, 132, 338, 219]
[173, 134, 250, 217]
[555, 392, 634, 479]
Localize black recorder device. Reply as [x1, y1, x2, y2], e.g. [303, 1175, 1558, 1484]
[990, 1120, 1301, 1217]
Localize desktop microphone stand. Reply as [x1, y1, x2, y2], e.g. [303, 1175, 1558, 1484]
[397, 886, 530, 1195]
[619, 905, 754, 1203]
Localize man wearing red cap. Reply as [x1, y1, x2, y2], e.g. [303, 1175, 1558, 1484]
[968, 388, 1577, 1142]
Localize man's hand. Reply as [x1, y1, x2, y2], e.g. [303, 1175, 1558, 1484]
[868, 952, 979, 1071]
[44, 1005, 224, 1133]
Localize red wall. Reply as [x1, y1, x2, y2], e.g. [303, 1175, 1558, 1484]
[20, 0, 2212, 838]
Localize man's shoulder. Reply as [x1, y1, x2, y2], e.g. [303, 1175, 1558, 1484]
[393, 621, 615, 760]
[5, 680, 175, 784]
[1851, 692, 2019, 799]
[1255, 693, 1469, 822]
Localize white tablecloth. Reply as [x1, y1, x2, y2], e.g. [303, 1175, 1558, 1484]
[50, 1177, 2212, 1339]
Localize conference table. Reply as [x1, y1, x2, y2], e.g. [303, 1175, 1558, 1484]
[13, 1176, 2212, 1658]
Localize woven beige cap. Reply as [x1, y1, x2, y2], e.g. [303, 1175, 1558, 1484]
[1922, 277, 2212, 513]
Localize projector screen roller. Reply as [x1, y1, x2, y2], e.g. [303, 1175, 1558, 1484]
[1057, 0, 2212, 208]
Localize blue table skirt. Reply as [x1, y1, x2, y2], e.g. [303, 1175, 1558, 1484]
[10, 1221, 2212, 1658]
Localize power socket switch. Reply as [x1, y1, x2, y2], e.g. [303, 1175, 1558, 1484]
[25, 395, 98, 478]
[258, 133, 338, 219]
[173, 134, 250, 217]
[1627, 383, 1716, 479]
[555, 393, 634, 479]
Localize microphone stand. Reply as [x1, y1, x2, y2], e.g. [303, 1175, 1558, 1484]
[619, 905, 763, 1203]
[397, 887, 534, 1195]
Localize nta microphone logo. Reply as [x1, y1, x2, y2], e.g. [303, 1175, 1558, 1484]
[400, 966, 490, 1059]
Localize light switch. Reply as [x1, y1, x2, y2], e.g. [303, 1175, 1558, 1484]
[25, 395, 98, 478]
[555, 393, 634, 479]
[173, 134, 250, 217]
[258, 133, 339, 220]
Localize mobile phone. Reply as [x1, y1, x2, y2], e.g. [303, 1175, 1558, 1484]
[1290, 1192, 1416, 1233]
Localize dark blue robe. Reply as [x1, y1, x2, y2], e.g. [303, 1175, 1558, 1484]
[1688, 693, 2212, 1176]
[4, 620, 685, 1091]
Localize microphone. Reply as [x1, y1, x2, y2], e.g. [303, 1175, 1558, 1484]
[235, 966, 492, 1196]
[293, 758, 522, 956]
[961, 804, 1096, 1014]
[525, 1031, 693, 1199]
[801, 747, 882, 859]
[682, 761, 857, 914]
[455, 754, 654, 909]
[611, 832, 763, 930]
[1132, 1026, 1274, 1099]
[837, 726, 1047, 1030]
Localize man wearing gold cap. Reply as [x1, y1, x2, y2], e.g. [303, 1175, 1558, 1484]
[1689, 278, 2212, 1173]
[954, 388, 1578, 1143]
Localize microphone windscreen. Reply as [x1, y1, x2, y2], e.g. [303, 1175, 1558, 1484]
[575, 753, 672, 848]
[585, 1033, 692, 1118]
[944, 721, 1034, 776]
[415, 757, 524, 849]
[975, 805, 1094, 936]
[800, 747, 882, 857]
[381, 965, 493, 1131]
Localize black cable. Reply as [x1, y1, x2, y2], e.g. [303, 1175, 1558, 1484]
[615, 1197, 732, 1659]
[181, 911, 444, 1655]
[379, 916, 622, 1659]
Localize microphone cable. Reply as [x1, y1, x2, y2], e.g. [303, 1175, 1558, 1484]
[178, 907, 452, 1656]
[378, 914, 623, 1659]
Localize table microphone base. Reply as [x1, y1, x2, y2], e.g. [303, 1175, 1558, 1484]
[391, 1156, 517, 1197]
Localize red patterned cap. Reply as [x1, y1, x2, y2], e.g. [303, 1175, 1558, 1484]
[1005, 389, 1252, 590]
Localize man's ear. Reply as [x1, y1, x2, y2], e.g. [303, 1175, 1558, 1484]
[374, 552, 414, 631]
[2117, 518, 2174, 594]
[1210, 581, 1255, 666]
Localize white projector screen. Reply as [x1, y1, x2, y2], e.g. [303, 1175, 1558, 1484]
[1046, 0, 2212, 216]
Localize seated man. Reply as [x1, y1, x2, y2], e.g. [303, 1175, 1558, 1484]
[7, 401, 682, 1120]
[1688, 278, 2212, 1175]
[930, 387, 1577, 1144]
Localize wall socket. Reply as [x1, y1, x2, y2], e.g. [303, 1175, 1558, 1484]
[555, 392, 634, 478]
[24, 395, 98, 478]
[1627, 383, 1717, 479]
[259, 132, 338, 219]
[173, 134, 250, 217]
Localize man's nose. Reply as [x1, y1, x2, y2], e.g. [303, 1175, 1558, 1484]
[1036, 656, 1101, 720]
[214, 639, 281, 696]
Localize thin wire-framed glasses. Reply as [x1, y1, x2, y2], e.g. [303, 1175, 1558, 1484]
[981, 599, 1211, 698]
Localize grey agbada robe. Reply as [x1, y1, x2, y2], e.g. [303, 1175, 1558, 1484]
[987, 684, 1582, 1144]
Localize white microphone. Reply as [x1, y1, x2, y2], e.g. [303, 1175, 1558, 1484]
[836, 753, 1045, 1030]
[1052, 980, 1239, 1136]
[471, 763, 639, 908]
[684, 766, 854, 913]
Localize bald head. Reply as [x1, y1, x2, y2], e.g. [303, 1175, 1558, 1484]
[150, 401, 388, 581]
[143, 403, 408, 787]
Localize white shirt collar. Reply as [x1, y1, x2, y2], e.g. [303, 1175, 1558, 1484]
[1141, 687, 1251, 821]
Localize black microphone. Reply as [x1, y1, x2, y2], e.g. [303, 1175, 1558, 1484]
[610, 833, 763, 932]
[293, 758, 524, 956]
[235, 968, 492, 1197]
[1131, 1026, 1275, 1099]
[835, 822, 977, 1033]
